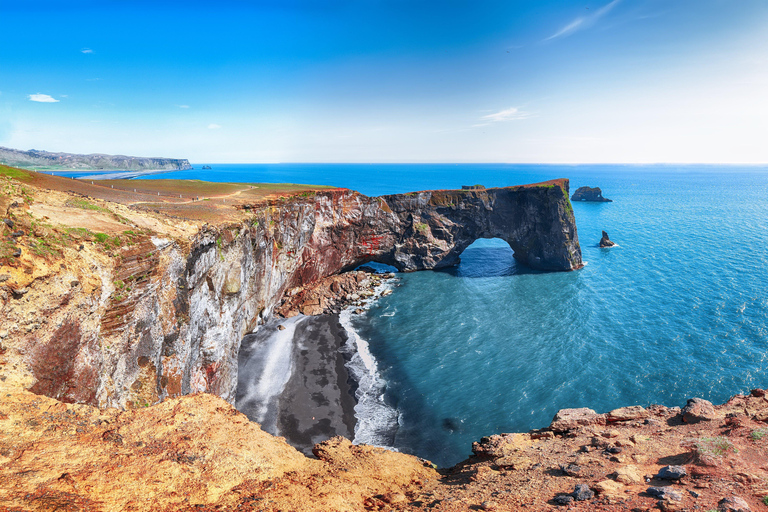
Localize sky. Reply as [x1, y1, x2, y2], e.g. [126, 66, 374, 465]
[1, 0, 768, 163]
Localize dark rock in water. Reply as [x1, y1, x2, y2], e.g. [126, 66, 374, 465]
[657, 465, 687, 480]
[442, 418, 459, 432]
[201, 165, 212, 170]
[599, 231, 615, 248]
[572, 186, 612, 202]
[571, 484, 594, 501]
[553, 495, 573, 506]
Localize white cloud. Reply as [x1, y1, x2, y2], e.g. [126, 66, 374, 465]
[478, 107, 533, 124]
[208, 123, 222, 129]
[545, 0, 621, 41]
[28, 94, 59, 103]
[81, 48, 93, 54]
[178, 105, 190, 109]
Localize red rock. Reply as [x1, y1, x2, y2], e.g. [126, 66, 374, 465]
[550, 408, 606, 432]
[682, 398, 718, 423]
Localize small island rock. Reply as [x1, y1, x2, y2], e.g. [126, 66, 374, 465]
[572, 186, 612, 202]
[599, 231, 616, 248]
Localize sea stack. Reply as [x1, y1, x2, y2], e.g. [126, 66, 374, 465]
[599, 230, 616, 248]
[572, 186, 612, 202]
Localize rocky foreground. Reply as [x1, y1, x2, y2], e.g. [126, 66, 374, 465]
[2, 376, 768, 511]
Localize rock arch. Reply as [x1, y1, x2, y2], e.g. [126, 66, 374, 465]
[296, 179, 582, 286]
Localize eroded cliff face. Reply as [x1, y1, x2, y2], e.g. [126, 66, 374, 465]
[0, 176, 580, 409]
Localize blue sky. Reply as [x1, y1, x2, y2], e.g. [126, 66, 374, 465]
[1, 0, 767, 163]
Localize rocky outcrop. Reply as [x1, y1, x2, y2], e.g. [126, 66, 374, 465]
[599, 230, 615, 247]
[572, 186, 612, 202]
[0, 146, 192, 171]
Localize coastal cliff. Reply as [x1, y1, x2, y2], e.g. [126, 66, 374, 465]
[2, 167, 768, 511]
[0, 146, 192, 171]
[0, 170, 580, 411]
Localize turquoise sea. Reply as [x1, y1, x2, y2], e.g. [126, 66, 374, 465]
[69, 163, 768, 467]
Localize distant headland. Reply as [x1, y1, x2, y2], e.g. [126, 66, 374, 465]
[0, 146, 192, 172]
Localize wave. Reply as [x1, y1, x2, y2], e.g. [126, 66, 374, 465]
[339, 281, 400, 448]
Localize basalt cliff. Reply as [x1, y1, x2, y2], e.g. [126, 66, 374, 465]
[3, 168, 767, 512]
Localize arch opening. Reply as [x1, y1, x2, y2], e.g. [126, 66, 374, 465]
[439, 237, 539, 278]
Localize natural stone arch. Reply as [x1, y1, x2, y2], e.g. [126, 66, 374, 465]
[295, 179, 582, 286]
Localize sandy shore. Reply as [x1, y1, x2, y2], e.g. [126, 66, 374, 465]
[236, 314, 356, 456]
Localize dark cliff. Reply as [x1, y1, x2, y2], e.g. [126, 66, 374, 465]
[296, 179, 582, 287]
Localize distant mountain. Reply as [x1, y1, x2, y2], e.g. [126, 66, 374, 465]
[0, 146, 192, 171]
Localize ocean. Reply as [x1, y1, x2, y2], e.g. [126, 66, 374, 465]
[63, 163, 768, 467]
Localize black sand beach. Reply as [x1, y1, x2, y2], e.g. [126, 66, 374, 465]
[236, 314, 357, 456]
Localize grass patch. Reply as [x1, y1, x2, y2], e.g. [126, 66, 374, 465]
[0, 165, 33, 181]
[414, 222, 429, 234]
[66, 198, 111, 213]
[691, 436, 738, 465]
[750, 428, 768, 441]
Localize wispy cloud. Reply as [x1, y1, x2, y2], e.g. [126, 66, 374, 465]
[28, 93, 59, 103]
[81, 48, 93, 54]
[474, 107, 533, 127]
[545, 0, 621, 41]
[208, 123, 222, 129]
[178, 105, 190, 109]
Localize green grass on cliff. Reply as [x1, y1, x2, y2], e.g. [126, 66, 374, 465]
[0, 164, 33, 181]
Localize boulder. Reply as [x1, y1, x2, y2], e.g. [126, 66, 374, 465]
[571, 484, 594, 501]
[559, 463, 581, 476]
[599, 230, 616, 248]
[647, 486, 682, 502]
[593, 479, 624, 496]
[613, 465, 644, 485]
[717, 496, 751, 512]
[681, 398, 718, 423]
[657, 465, 687, 480]
[607, 405, 648, 422]
[571, 186, 612, 202]
[550, 408, 605, 432]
